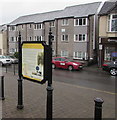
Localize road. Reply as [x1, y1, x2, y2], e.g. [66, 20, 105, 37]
[52, 66, 116, 93]
[1, 64, 116, 93]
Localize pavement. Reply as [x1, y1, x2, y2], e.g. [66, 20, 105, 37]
[0, 65, 116, 119]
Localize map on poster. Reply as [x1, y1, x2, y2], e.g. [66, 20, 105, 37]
[22, 43, 44, 83]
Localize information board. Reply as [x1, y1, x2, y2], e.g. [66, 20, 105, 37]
[22, 41, 46, 84]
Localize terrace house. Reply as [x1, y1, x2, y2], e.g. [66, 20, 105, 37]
[98, 1, 117, 66]
[8, 2, 102, 64]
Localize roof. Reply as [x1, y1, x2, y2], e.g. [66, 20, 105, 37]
[9, 2, 101, 25]
[0, 25, 7, 32]
[99, 1, 117, 15]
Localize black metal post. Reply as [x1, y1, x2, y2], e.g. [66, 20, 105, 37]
[1, 76, 5, 100]
[17, 32, 24, 109]
[94, 98, 104, 120]
[46, 28, 53, 120]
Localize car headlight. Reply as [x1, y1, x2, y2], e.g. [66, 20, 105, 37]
[73, 63, 78, 65]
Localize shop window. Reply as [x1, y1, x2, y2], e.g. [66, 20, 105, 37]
[104, 47, 116, 61]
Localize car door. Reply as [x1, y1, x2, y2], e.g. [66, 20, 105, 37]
[54, 58, 61, 68]
[59, 58, 67, 69]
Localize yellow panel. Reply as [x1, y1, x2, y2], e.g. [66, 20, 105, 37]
[22, 43, 44, 49]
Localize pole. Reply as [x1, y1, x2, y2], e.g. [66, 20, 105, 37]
[46, 28, 53, 120]
[17, 31, 24, 109]
[1, 76, 5, 100]
[94, 98, 104, 120]
[14, 64, 15, 75]
[6, 64, 7, 73]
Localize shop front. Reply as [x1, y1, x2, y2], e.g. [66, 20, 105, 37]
[98, 37, 117, 67]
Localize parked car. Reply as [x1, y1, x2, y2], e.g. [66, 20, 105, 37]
[52, 57, 83, 71]
[102, 60, 117, 76]
[0, 55, 12, 66]
[5, 56, 18, 64]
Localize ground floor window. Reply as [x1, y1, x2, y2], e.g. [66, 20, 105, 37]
[104, 47, 117, 61]
[73, 51, 87, 60]
[61, 50, 68, 57]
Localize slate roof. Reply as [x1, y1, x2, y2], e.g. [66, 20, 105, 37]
[99, 1, 117, 15]
[9, 2, 101, 25]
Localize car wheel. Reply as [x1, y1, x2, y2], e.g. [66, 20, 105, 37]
[68, 65, 73, 71]
[52, 64, 56, 69]
[110, 68, 117, 76]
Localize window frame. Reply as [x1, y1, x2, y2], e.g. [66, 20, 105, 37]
[108, 14, 117, 32]
[61, 50, 68, 57]
[74, 18, 87, 26]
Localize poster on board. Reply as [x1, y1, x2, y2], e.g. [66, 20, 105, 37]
[22, 41, 46, 84]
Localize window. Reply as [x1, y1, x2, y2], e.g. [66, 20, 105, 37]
[21, 25, 24, 29]
[50, 21, 55, 27]
[108, 14, 117, 32]
[104, 47, 116, 61]
[74, 35, 78, 41]
[10, 37, 15, 42]
[35, 36, 42, 41]
[61, 35, 69, 42]
[62, 19, 69, 26]
[61, 51, 68, 57]
[74, 34, 87, 42]
[29, 24, 32, 29]
[73, 51, 86, 59]
[29, 36, 32, 41]
[9, 26, 16, 31]
[74, 18, 87, 26]
[34, 23, 42, 29]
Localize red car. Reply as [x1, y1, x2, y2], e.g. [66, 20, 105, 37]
[52, 57, 83, 71]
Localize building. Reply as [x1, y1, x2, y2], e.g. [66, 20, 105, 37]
[98, 1, 117, 66]
[0, 25, 8, 55]
[8, 2, 102, 65]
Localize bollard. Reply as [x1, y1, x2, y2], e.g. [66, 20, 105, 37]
[1, 76, 5, 100]
[94, 98, 104, 120]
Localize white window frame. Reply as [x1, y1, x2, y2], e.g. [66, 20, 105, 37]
[50, 21, 55, 27]
[34, 23, 42, 30]
[62, 19, 69, 26]
[108, 14, 117, 32]
[35, 36, 42, 41]
[73, 51, 87, 60]
[61, 34, 69, 42]
[9, 26, 16, 31]
[74, 34, 87, 42]
[61, 50, 68, 57]
[74, 18, 87, 26]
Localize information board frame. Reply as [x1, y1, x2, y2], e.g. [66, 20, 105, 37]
[22, 41, 47, 84]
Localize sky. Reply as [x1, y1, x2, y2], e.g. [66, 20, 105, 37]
[0, 0, 108, 25]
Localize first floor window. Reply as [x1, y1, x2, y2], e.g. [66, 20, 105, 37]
[61, 34, 69, 42]
[61, 50, 68, 57]
[108, 14, 117, 32]
[74, 34, 87, 42]
[35, 36, 42, 41]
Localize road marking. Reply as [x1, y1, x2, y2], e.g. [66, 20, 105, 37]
[55, 81, 116, 95]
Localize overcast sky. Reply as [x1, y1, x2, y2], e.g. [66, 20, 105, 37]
[0, 0, 107, 25]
